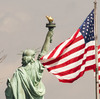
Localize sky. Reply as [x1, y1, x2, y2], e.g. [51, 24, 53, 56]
[0, 0, 100, 99]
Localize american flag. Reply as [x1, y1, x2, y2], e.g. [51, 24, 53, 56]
[98, 45, 100, 93]
[40, 9, 96, 83]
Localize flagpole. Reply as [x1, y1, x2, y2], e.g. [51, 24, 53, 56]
[94, 0, 99, 99]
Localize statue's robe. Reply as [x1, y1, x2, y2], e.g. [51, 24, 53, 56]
[5, 60, 45, 99]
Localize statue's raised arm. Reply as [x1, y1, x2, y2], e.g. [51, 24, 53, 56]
[38, 16, 56, 59]
[5, 16, 56, 99]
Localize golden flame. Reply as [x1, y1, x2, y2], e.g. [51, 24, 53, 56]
[46, 16, 53, 22]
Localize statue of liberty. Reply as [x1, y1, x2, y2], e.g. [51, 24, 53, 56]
[5, 16, 56, 99]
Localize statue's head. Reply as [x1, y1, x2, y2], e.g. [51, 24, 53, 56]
[22, 49, 36, 65]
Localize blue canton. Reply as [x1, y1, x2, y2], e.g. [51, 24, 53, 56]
[79, 9, 94, 44]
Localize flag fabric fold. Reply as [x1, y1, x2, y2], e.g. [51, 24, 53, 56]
[40, 9, 96, 83]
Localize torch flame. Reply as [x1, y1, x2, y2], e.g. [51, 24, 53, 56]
[46, 16, 53, 22]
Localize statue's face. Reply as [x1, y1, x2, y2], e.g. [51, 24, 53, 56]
[22, 49, 35, 65]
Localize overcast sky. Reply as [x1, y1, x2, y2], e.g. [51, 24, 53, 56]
[0, 0, 100, 99]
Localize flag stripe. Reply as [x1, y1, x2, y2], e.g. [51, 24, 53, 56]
[48, 29, 80, 59]
[98, 45, 100, 93]
[40, 9, 95, 83]
[55, 60, 95, 80]
[53, 55, 95, 76]
[47, 43, 95, 71]
[42, 33, 84, 65]
[58, 64, 95, 83]
[41, 29, 80, 62]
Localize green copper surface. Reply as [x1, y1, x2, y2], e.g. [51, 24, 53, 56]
[5, 17, 56, 99]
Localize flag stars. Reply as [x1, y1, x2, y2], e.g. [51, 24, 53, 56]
[87, 19, 89, 21]
[87, 22, 90, 24]
[80, 9, 94, 43]
[83, 27, 85, 29]
[82, 31, 85, 33]
[92, 30, 94, 32]
[87, 25, 89, 28]
[91, 27, 93, 29]
[86, 29, 89, 31]
[91, 14, 93, 16]
[90, 16, 93, 19]
[92, 36, 94, 39]
[91, 20, 93, 23]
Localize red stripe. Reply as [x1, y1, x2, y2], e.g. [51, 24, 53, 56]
[98, 45, 100, 91]
[58, 65, 95, 83]
[71, 33, 83, 45]
[98, 51, 100, 54]
[98, 45, 100, 49]
[47, 46, 95, 71]
[98, 58, 100, 62]
[58, 70, 87, 83]
[99, 75, 100, 80]
[43, 43, 85, 65]
[47, 41, 64, 59]
[85, 64, 96, 71]
[98, 67, 100, 70]
[42, 34, 93, 66]
[40, 42, 65, 60]
[48, 53, 84, 71]
[47, 29, 80, 59]
[53, 55, 95, 76]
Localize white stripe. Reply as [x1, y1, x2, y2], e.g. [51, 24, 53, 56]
[40, 40, 70, 63]
[41, 32, 83, 63]
[85, 40, 95, 48]
[50, 50, 95, 73]
[76, 31, 82, 37]
[43, 31, 79, 61]
[42, 50, 54, 60]
[62, 32, 82, 55]
[46, 42, 95, 69]
[55, 59, 95, 80]
[98, 49, 100, 52]
[46, 47, 85, 68]
[52, 38, 71, 58]
[98, 47, 100, 83]
[98, 70, 100, 75]
[41, 35, 95, 64]
[62, 37, 84, 55]
[98, 46, 100, 52]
